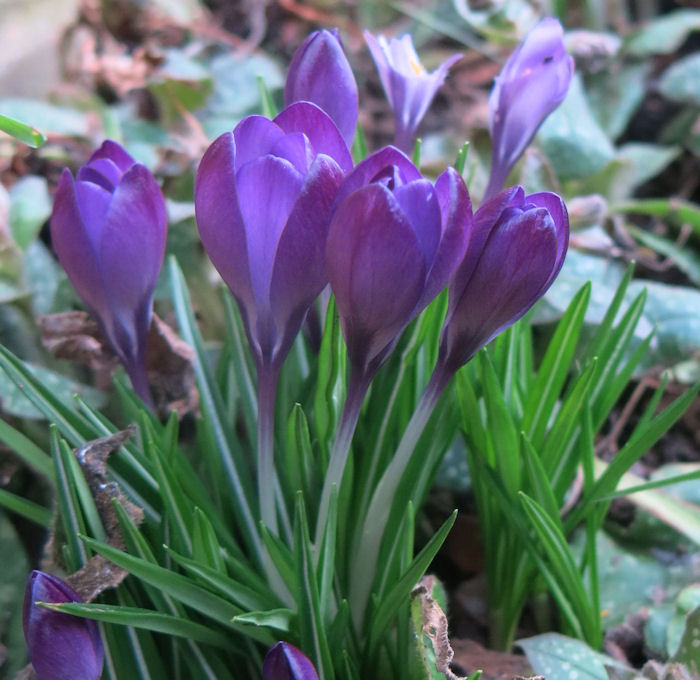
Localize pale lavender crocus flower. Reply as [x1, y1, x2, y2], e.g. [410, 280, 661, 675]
[23, 571, 104, 680]
[195, 101, 352, 533]
[263, 642, 319, 680]
[285, 28, 359, 148]
[485, 17, 574, 199]
[364, 31, 461, 152]
[51, 140, 167, 407]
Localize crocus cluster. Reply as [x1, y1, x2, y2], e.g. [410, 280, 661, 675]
[23, 571, 103, 680]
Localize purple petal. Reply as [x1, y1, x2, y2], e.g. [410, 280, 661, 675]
[263, 642, 319, 680]
[527, 191, 569, 288]
[77, 158, 123, 191]
[87, 139, 136, 173]
[274, 102, 353, 173]
[392, 179, 441, 265]
[23, 571, 104, 680]
[51, 170, 109, 319]
[195, 133, 254, 311]
[363, 32, 394, 102]
[284, 29, 359, 148]
[269, 155, 344, 351]
[333, 145, 421, 207]
[232, 115, 287, 172]
[417, 167, 472, 311]
[327, 184, 427, 368]
[270, 132, 315, 175]
[235, 155, 304, 308]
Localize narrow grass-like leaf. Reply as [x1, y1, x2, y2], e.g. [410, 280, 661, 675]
[317, 486, 338, 625]
[294, 494, 334, 679]
[0, 113, 46, 146]
[233, 608, 294, 632]
[520, 434, 559, 521]
[257, 74, 278, 118]
[0, 489, 51, 526]
[192, 508, 226, 573]
[169, 257, 262, 565]
[522, 283, 590, 448]
[44, 602, 231, 648]
[454, 140, 469, 175]
[0, 419, 53, 479]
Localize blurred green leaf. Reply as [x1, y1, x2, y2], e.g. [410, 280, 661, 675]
[672, 604, 700, 674]
[9, 176, 51, 250]
[624, 9, 700, 56]
[518, 633, 631, 680]
[23, 240, 65, 314]
[0, 113, 45, 147]
[659, 53, 700, 106]
[537, 75, 615, 181]
[628, 225, 700, 286]
[0, 99, 89, 137]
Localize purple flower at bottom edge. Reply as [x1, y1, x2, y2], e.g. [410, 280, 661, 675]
[23, 570, 104, 680]
[51, 140, 167, 404]
[485, 17, 574, 198]
[284, 28, 359, 148]
[195, 102, 351, 371]
[263, 642, 319, 680]
[438, 186, 569, 372]
[364, 31, 461, 153]
[326, 146, 472, 376]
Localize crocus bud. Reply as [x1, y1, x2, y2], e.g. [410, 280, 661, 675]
[285, 29, 359, 148]
[438, 186, 569, 372]
[51, 140, 167, 405]
[486, 17, 574, 199]
[195, 102, 352, 371]
[263, 642, 319, 680]
[23, 570, 104, 680]
[326, 146, 471, 376]
[364, 31, 461, 153]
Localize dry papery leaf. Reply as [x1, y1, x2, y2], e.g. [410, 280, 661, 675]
[38, 311, 199, 418]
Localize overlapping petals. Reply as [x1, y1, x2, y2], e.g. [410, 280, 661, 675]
[195, 102, 350, 369]
[326, 146, 471, 374]
[23, 571, 104, 680]
[439, 186, 569, 372]
[263, 642, 319, 680]
[284, 28, 359, 148]
[50, 140, 167, 403]
[364, 31, 461, 152]
[486, 18, 574, 197]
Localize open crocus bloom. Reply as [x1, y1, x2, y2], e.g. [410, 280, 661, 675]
[364, 31, 461, 152]
[23, 571, 104, 680]
[326, 146, 471, 376]
[50, 140, 167, 405]
[195, 102, 352, 371]
[438, 186, 569, 372]
[486, 17, 574, 198]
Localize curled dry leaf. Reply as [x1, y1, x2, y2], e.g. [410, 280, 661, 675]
[39, 311, 198, 418]
[413, 575, 466, 680]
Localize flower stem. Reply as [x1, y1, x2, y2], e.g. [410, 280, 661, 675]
[257, 362, 280, 534]
[348, 363, 453, 628]
[314, 368, 371, 546]
[125, 358, 154, 409]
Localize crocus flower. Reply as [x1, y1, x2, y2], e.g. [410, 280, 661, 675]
[195, 102, 352, 533]
[51, 140, 167, 405]
[485, 17, 574, 199]
[195, 102, 352, 372]
[438, 186, 569, 373]
[364, 31, 461, 152]
[327, 146, 471, 378]
[285, 28, 359, 148]
[23, 570, 104, 680]
[263, 642, 319, 680]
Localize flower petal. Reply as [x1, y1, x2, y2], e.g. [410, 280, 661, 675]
[274, 101, 353, 173]
[232, 115, 287, 172]
[392, 179, 441, 265]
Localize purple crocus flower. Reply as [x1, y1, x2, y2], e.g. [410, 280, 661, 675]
[23, 570, 104, 680]
[364, 31, 461, 152]
[263, 642, 319, 680]
[438, 186, 569, 373]
[326, 146, 471, 378]
[195, 101, 352, 532]
[485, 18, 574, 199]
[195, 102, 351, 372]
[285, 28, 359, 148]
[51, 140, 167, 406]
